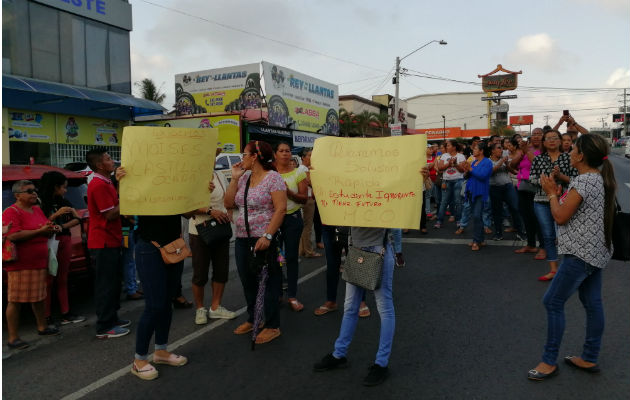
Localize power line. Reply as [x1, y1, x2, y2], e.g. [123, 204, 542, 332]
[138, 0, 388, 74]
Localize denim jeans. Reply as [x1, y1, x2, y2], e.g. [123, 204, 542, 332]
[489, 184, 524, 236]
[235, 238, 281, 329]
[90, 247, 122, 334]
[471, 196, 486, 244]
[391, 229, 402, 253]
[534, 203, 558, 261]
[460, 196, 491, 229]
[134, 238, 179, 359]
[437, 179, 463, 224]
[424, 189, 432, 214]
[333, 243, 395, 367]
[432, 181, 442, 211]
[542, 255, 604, 365]
[122, 230, 138, 295]
[280, 212, 304, 298]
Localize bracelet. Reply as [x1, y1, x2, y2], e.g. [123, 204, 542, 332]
[548, 195, 557, 200]
[206, 207, 213, 215]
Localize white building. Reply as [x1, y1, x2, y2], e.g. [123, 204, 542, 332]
[406, 92, 495, 130]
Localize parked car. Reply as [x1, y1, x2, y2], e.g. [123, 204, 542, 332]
[2, 165, 91, 282]
[215, 153, 243, 182]
[616, 136, 629, 147]
[625, 139, 630, 158]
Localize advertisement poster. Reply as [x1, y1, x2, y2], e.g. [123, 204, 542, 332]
[260, 61, 339, 135]
[56, 114, 124, 146]
[174, 64, 261, 116]
[7, 109, 55, 143]
[310, 135, 426, 229]
[119, 126, 218, 215]
[136, 115, 241, 153]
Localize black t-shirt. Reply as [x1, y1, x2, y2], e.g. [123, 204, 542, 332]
[136, 215, 182, 246]
[42, 197, 75, 236]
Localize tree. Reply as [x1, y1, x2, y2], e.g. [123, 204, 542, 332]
[134, 78, 166, 105]
[490, 123, 516, 137]
[339, 108, 355, 137]
[353, 110, 380, 137]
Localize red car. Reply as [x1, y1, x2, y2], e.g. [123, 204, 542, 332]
[2, 165, 91, 278]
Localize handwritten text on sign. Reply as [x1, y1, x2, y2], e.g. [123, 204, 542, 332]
[119, 126, 218, 215]
[310, 135, 426, 229]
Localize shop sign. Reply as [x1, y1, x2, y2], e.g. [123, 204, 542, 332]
[292, 131, 324, 148]
[7, 110, 55, 143]
[509, 115, 534, 125]
[56, 114, 124, 146]
[261, 61, 339, 135]
[612, 113, 629, 123]
[408, 127, 462, 140]
[135, 115, 241, 153]
[175, 64, 261, 116]
[481, 94, 518, 101]
[33, 0, 132, 31]
[390, 123, 402, 136]
[482, 73, 518, 92]
[490, 103, 509, 113]
[247, 124, 292, 139]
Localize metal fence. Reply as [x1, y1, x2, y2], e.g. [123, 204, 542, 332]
[53, 144, 121, 167]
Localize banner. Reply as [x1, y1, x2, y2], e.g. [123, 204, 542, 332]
[136, 115, 241, 153]
[310, 135, 426, 229]
[174, 64, 261, 115]
[119, 126, 218, 215]
[509, 115, 534, 125]
[261, 61, 339, 135]
[292, 131, 325, 148]
[7, 110, 55, 143]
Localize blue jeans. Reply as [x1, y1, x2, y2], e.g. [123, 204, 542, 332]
[333, 243, 395, 367]
[437, 179, 463, 224]
[471, 196, 486, 244]
[542, 255, 604, 365]
[280, 212, 304, 298]
[534, 203, 558, 261]
[432, 182, 442, 211]
[391, 229, 402, 253]
[489, 184, 524, 236]
[122, 230, 138, 295]
[460, 196, 491, 229]
[424, 190, 432, 214]
[134, 238, 179, 359]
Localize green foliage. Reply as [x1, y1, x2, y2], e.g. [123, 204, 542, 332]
[134, 78, 166, 105]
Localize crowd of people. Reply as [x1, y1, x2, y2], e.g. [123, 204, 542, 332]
[2, 115, 618, 385]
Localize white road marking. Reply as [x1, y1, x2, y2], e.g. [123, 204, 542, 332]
[61, 265, 327, 400]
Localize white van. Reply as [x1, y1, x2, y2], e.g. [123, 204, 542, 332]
[215, 153, 243, 182]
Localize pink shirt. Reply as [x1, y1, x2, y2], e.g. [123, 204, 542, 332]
[516, 148, 540, 188]
[234, 170, 286, 238]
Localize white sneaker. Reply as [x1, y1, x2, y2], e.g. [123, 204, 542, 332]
[208, 305, 236, 320]
[195, 307, 208, 325]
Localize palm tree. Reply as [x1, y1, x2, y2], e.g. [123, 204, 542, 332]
[339, 108, 355, 137]
[134, 78, 166, 105]
[373, 112, 389, 136]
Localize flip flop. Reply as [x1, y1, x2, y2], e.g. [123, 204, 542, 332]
[534, 252, 547, 260]
[153, 353, 188, 367]
[515, 247, 538, 254]
[314, 304, 338, 316]
[289, 299, 304, 312]
[359, 306, 370, 318]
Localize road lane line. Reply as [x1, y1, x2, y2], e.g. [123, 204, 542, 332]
[61, 265, 327, 400]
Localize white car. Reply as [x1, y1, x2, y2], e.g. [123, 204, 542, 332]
[625, 139, 630, 158]
[215, 153, 243, 182]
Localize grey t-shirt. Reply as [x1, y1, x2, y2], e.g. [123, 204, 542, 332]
[351, 227, 387, 248]
[490, 159, 512, 186]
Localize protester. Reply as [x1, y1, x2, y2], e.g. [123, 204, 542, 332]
[85, 148, 129, 338]
[462, 142, 492, 251]
[3, 180, 60, 349]
[561, 133, 573, 153]
[425, 146, 438, 220]
[488, 143, 525, 241]
[529, 130, 578, 281]
[435, 140, 466, 228]
[511, 128, 544, 256]
[225, 140, 287, 344]
[189, 168, 236, 325]
[527, 134, 615, 381]
[274, 142, 308, 311]
[38, 171, 86, 325]
[298, 148, 322, 258]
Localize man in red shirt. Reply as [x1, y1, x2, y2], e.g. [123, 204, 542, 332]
[86, 148, 129, 338]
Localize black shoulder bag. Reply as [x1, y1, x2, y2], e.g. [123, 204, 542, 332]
[194, 173, 232, 245]
[244, 175, 276, 273]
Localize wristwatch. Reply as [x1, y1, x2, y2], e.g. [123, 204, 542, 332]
[263, 233, 273, 240]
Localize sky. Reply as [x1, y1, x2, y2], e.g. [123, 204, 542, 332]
[128, 0, 630, 131]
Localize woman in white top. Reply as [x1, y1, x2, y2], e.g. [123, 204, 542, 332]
[189, 162, 236, 325]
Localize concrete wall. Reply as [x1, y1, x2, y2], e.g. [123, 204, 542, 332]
[406, 92, 491, 130]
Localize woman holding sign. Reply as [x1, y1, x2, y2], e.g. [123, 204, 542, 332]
[274, 142, 309, 312]
[225, 140, 287, 344]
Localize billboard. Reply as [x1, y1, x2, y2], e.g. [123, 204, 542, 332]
[260, 61, 339, 135]
[135, 115, 241, 153]
[175, 64, 261, 116]
[509, 115, 534, 125]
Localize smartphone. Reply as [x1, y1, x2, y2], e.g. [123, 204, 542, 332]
[563, 110, 569, 116]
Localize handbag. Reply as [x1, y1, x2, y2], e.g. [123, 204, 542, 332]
[2, 235, 17, 262]
[195, 219, 232, 245]
[48, 235, 59, 276]
[151, 238, 191, 264]
[518, 180, 537, 193]
[612, 199, 630, 261]
[342, 246, 385, 290]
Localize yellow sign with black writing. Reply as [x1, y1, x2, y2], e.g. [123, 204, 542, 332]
[310, 135, 426, 229]
[119, 126, 218, 215]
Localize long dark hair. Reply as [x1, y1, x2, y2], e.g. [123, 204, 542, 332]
[39, 171, 67, 217]
[574, 134, 617, 249]
[246, 140, 275, 171]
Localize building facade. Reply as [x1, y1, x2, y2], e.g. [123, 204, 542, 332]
[406, 92, 498, 131]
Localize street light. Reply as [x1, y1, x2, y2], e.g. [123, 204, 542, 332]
[394, 40, 447, 126]
[442, 115, 446, 141]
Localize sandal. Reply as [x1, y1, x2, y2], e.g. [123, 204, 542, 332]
[288, 298, 304, 312]
[538, 271, 556, 281]
[255, 328, 281, 344]
[359, 306, 370, 318]
[515, 246, 538, 254]
[153, 353, 188, 367]
[471, 243, 480, 251]
[534, 250, 547, 260]
[455, 227, 465, 235]
[7, 338, 29, 350]
[314, 304, 338, 316]
[131, 362, 159, 380]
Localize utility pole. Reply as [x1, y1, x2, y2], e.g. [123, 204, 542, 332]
[394, 56, 400, 126]
[625, 88, 628, 137]
[544, 115, 550, 126]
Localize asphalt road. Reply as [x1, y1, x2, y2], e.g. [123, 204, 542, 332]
[3, 221, 629, 399]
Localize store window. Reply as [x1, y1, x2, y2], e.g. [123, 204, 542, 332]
[60, 13, 87, 86]
[109, 28, 131, 94]
[86, 21, 109, 91]
[29, 2, 61, 82]
[2, 0, 32, 76]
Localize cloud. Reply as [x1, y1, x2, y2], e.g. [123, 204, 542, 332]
[571, 0, 629, 15]
[606, 68, 630, 87]
[506, 33, 578, 72]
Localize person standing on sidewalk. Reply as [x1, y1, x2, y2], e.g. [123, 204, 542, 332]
[527, 134, 615, 381]
[298, 148, 322, 258]
[435, 140, 466, 229]
[86, 148, 129, 339]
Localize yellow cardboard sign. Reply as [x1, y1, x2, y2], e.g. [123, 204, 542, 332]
[310, 135, 427, 229]
[119, 126, 218, 215]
